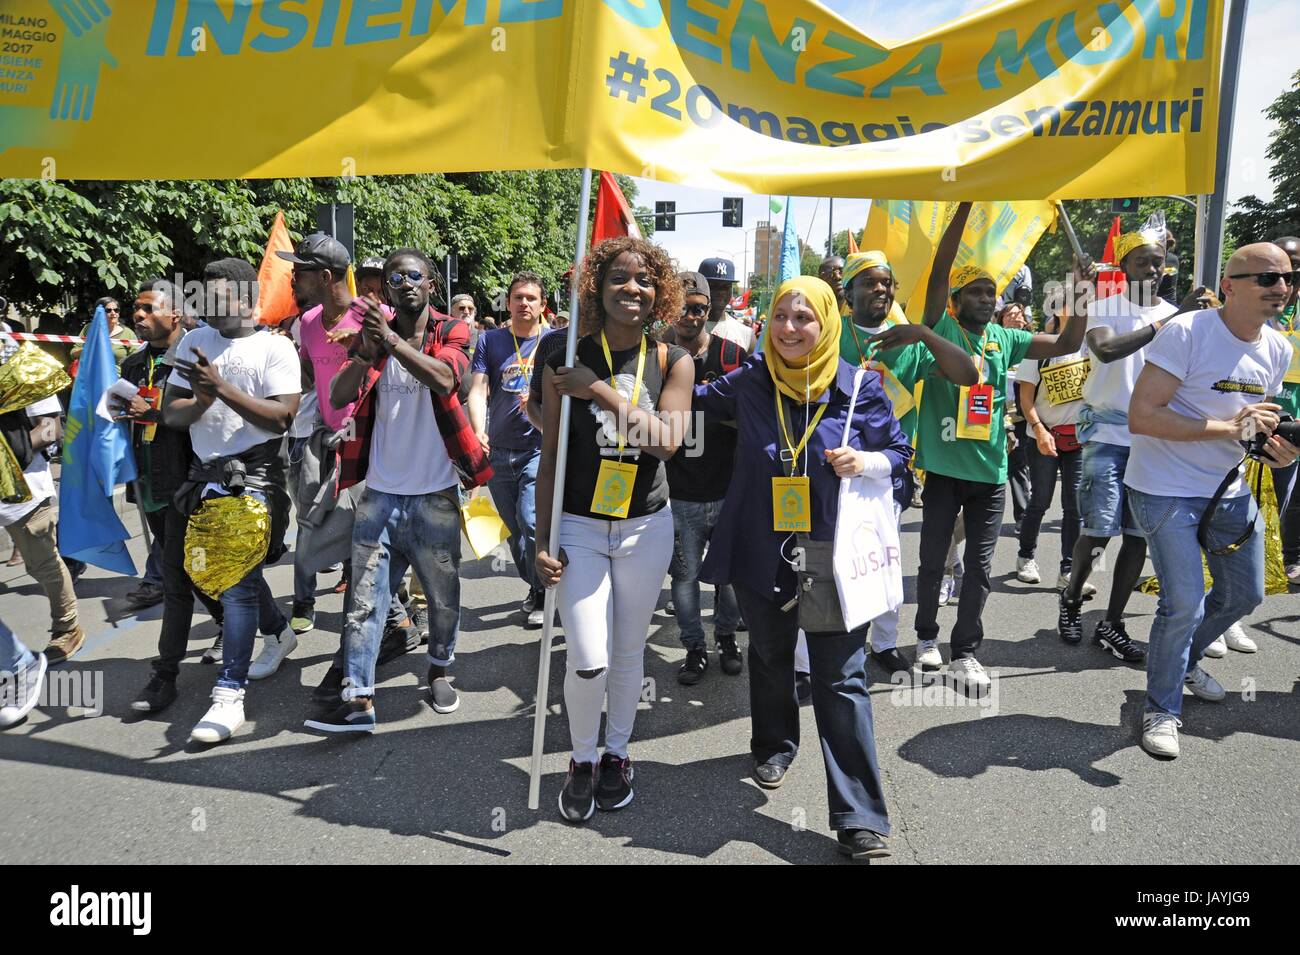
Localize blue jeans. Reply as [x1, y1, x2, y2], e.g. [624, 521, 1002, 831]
[342, 488, 462, 699]
[487, 446, 540, 593]
[1078, 441, 1137, 538]
[669, 498, 739, 650]
[0, 617, 35, 674]
[1128, 489, 1263, 717]
[211, 492, 289, 690]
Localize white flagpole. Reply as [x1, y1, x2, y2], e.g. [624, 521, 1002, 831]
[529, 166, 593, 810]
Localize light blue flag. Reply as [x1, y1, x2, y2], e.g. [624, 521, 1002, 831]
[58, 306, 138, 575]
[777, 197, 800, 285]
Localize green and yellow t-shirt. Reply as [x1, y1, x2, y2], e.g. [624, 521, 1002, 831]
[890, 312, 1033, 485]
[839, 311, 919, 440]
[1273, 302, 1300, 419]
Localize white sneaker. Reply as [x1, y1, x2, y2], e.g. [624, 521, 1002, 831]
[949, 656, 991, 691]
[1222, 622, 1257, 653]
[1055, 573, 1097, 597]
[1141, 712, 1182, 758]
[0, 653, 47, 728]
[190, 686, 245, 744]
[248, 626, 298, 680]
[915, 639, 943, 671]
[1184, 665, 1226, 702]
[1016, 557, 1041, 584]
[1203, 636, 1227, 658]
[938, 575, 954, 606]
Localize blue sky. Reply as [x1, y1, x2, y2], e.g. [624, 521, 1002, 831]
[633, 0, 1296, 281]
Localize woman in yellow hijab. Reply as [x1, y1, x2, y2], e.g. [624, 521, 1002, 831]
[693, 274, 914, 861]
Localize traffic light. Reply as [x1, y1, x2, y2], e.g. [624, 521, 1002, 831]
[655, 201, 676, 232]
[1111, 197, 1141, 214]
[722, 197, 743, 227]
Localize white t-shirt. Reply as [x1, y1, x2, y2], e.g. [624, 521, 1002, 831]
[166, 326, 301, 463]
[1082, 294, 1177, 446]
[710, 316, 755, 352]
[0, 397, 62, 527]
[1016, 346, 1089, 429]
[367, 356, 455, 496]
[288, 319, 318, 439]
[1126, 310, 1292, 499]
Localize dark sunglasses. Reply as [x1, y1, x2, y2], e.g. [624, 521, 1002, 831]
[387, 269, 425, 288]
[104, 305, 120, 313]
[1227, 270, 1299, 288]
[682, 303, 708, 318]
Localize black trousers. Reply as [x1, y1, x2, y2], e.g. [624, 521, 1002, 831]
[147, 505, 225, 679]
[915, 472, 1005, 659]
[1006, 420, 1031, 525]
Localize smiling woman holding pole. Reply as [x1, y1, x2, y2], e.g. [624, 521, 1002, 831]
[534, 236, 694, 824]
[693, 276, 913, 860]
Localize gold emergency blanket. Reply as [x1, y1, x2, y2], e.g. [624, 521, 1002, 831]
[0, 342, 73, 503]
[184, 495, 271, 599]
[1136, 459, 1287, 597]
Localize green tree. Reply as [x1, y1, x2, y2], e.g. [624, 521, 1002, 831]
[1228, 68, 1300, 248]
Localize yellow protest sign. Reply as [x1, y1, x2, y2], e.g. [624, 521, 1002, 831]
[1039, 356, 1091, 405]
[0, 1, 1222, 197]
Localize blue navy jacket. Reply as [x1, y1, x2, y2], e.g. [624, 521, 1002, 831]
[697, 353, 913, 605]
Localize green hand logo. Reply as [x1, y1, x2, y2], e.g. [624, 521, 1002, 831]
[49, 0, 118, 122]
[781, 488, 803, 520]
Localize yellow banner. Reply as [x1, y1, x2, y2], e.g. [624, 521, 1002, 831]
[0, 1, 1221, 196]
[863, 199, 1056, 315]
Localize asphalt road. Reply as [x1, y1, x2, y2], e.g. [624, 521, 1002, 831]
[2, 497, 1297, 865]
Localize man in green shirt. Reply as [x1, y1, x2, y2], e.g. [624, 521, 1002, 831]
[837, 250, 978, 674]
[1272, 234, 1300, 582]
[869, 202, 1089, 690]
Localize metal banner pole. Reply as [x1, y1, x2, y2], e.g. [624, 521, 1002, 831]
[528, 167, 593, 810]
[1200, 0, 1250, 292]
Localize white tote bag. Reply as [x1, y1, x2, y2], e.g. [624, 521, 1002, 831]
[833, 369, 905, 631]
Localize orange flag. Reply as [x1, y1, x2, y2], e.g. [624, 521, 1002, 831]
[255, 211, 297, 325]
[846, 228, 859, 254]
[1097, 215, 1127, 299]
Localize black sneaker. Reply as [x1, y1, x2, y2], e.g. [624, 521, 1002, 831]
[130, 674, 177, 713]
[411, 605, 429, 645]
[677, 647, 708, 685]
[427, 665, 460, 714]
[558, 759, 596, 823]
[304, 698, 376, 734]
[1094, 619, 1147, 664]
[717, 634, 743, 676]
[870, 647, 912, 675]
[837, 829, 890, 860]
[595, 752, 635, 811]
[312, 665, 345, 705]
[1058, 592, 1083, 645]
[377, 622, 419, 667]
[796, 670, 812, 704]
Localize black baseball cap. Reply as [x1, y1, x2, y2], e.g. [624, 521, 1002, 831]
[679, 271, 711, 298]
[698, 258, 736, 283]
[356, 257, 385, 276]
[276, 232, 351, 272]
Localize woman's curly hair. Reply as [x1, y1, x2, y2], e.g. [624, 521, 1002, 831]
[578, 237, 683, 337]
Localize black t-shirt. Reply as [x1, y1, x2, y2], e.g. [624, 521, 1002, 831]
[529, 329, 568, 411]
[544, 333, 687, 520]
[666, 335, 741, 502]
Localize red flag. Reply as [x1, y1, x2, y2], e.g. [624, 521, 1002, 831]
[592, 171, 642, 244]
[254, 211, 297, 325]
[1097, 215, 1126, 298]
[729, 289, 751, 309]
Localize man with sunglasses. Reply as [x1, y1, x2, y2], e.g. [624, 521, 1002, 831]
[306, 249, 490, 732]
[469, 272, 547, 627]
[667, 271, 746, 684]
[1126, 243, 1300, 759]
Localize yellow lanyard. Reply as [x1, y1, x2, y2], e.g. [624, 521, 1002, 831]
[511, 327, 538, 384]
[774, 389, 827, 475]
[600, 331, 646, 454]
[954, 320, 988, 384]
[847, 315, 896, 368]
